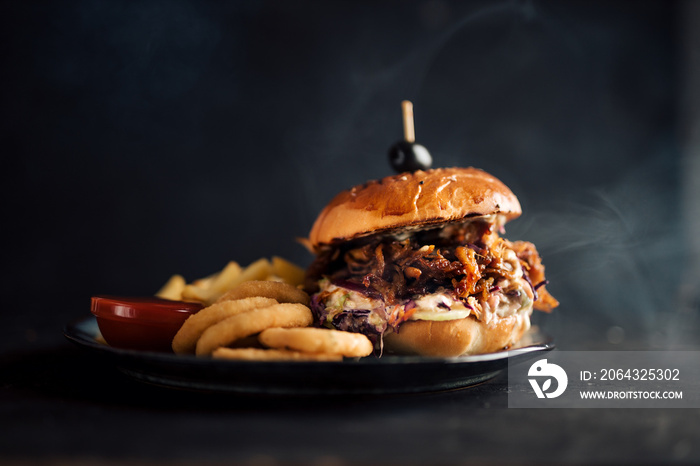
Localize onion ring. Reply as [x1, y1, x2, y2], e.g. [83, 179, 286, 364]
[215, 280, 310, 306]
[212, 347, 342, 362]
[171, 297, 277, 354]
[258, 327, 373, 357]
[195, 303, 313, 356]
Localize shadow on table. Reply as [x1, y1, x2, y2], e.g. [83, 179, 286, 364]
[3, 346, 698, 465]
[0, 344, 509, 414]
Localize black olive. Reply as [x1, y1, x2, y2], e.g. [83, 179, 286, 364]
[388, 140, 432, 173]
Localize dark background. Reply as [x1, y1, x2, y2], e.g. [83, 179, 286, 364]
[1, 0, 699, 464]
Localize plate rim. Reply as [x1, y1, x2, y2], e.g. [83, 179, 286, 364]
[63, 315, 555, 367]
[64, 315, 555, 394]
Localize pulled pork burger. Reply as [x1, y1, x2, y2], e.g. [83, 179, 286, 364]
[304, 167, 558, 357]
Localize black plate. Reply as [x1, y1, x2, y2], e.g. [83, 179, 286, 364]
[64, 316, 554, 395]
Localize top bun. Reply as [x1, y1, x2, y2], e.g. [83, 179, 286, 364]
[309, 167, 521, 248]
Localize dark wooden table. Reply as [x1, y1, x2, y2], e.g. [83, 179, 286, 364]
[2, 313, 698, 466]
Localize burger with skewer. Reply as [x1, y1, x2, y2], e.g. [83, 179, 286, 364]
[303, 103, 558, 357]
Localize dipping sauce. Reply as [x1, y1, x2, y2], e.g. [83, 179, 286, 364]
[91, 296, 203, 352]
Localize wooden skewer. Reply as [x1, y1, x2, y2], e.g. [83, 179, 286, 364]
[401, 100, 415, 143]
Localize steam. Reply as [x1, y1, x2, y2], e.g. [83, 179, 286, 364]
[510, 152, 686, 349]
[359, 1, 527, 98]
[291, 0, 538, 230]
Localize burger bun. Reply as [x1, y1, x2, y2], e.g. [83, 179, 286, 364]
[308, 167, 521, 249]
[383, 313, 531, 357]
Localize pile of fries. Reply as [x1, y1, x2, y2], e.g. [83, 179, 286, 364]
[155, 256, 306, 306]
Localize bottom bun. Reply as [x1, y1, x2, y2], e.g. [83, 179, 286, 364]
[384, 313, 531, 357]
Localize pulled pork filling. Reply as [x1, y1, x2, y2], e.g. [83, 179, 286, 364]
[305, 216, 558, 346]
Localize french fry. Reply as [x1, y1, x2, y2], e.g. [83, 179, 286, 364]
[158, 257, 304, 305]
[181, 283, 214, 303]
[155, 274, 186, 301]
[191, 273, 218, 290]
[264, 275, 285, 282]
[271, 256, 306, 287]
[190, 261, 242, 305]
[233, 258, 273, 287]
[208, 261, 243, 293]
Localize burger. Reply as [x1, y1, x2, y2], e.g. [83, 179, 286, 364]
[304, 167, 559, 357]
